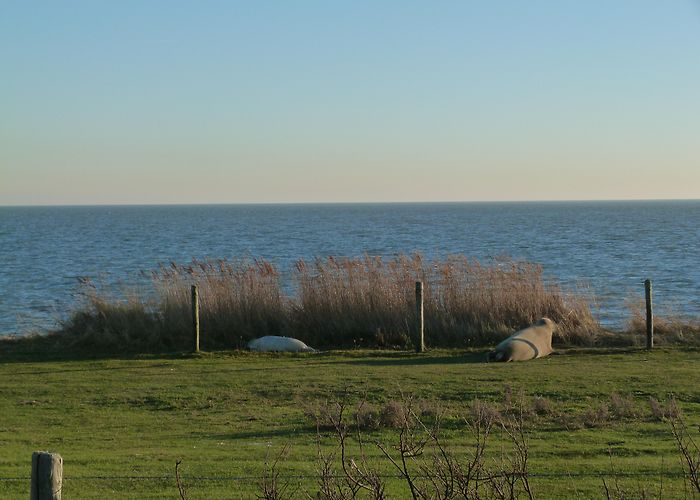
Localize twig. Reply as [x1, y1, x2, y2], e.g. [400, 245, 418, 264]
[175, 460, 188, 500]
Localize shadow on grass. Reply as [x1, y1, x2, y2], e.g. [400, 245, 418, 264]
[4, 334, 696, 367]
[556, 346, 700, 356]
[0, 342, 194, 365]
[0, 335, 244, 364]
[335, 351, 488, 366]
[200, 427, 320, 441]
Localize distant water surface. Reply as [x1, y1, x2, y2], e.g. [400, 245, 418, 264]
[1, 201, 698, 335]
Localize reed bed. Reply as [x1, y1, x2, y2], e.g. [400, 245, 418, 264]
[625, 299, 700, 346]
[152, 259, 286, 347]
[295, 254, 597, 347]
[54, 254, 600, 352]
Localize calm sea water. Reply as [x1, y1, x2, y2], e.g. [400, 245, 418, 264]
[1, 201, 698, 335]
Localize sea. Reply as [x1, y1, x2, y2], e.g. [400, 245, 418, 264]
[1, 201, 698, 335]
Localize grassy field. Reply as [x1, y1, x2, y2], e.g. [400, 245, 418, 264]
[1, 347, 699, 499]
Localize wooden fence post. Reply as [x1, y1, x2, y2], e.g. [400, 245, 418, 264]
[30, 451, 62, 500]
[415, 281, 425, 353]
[191, 284, 200, 353]
[645, 279, 653, 350]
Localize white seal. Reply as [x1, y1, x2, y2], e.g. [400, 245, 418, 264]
[247, 335, 316, 353]
[488, 318, 556, 362]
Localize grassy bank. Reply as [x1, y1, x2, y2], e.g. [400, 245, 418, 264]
[45, 254, 602, 353]
[0, 348, 698, 498]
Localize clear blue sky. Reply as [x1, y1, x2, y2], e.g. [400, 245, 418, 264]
[1, 1, 699, 205]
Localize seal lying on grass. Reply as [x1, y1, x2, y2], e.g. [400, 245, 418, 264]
[247, 336, 316, 353]
[487, 318, 556, 362]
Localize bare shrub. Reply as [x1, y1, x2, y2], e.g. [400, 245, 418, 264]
[494, 408, 536, 500]
[262, 392, 700, 499]
[306, 397, 437, 432]
[649, 398, 663, 421]
[668, 411, 700, 494]
[302, 392, 536, 499]
[470, 399, 502, 427]
[175, 460, 188, 500]
[258, 445, 292, 500]
[553, 411, 584, 431]
[602, 480, 657, 500]
[314, 394, 386, 499]
[602, 450, 662, 500]
[666, 398, 682, 420]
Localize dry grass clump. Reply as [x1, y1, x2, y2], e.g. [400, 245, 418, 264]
[582, 401, 610, 428]
[304, 392, 688, 444]
[414, 398, 440, 419]
[609, 392, 638, 419]
[626, 299, 700, 346]
[58, 283, 170, 351]
[532, 396, 556, 416]
[649, 397, 682, 421]
[379, 400, 408, 429]
[353, 402, 382, 431]
[303, 398, 427, 431]
[52, 254, 600, 352]
[303, 399, 344, 431]
[543, 394, 685, 430]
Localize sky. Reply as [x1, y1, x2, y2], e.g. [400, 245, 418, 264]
[1, 1, 699, 205]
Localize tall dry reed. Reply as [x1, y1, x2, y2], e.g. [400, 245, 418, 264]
[58, 254, 599, 352]
[149, 259, 288, 349]
[60, 259, 287, 351]
[58, 279, 166, 351]
[294, 254, 597, 347]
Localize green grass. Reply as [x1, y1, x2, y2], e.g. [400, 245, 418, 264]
[1, 347, 698, 498]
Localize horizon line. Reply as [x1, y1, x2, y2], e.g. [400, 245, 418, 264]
[1, 197, 699, 208]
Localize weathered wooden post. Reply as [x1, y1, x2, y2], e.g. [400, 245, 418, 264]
[30, 451, 62, 500]
[191, 284, 200, 353]
[415, 281, 425, 353]
[645, 279, 653, 350]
